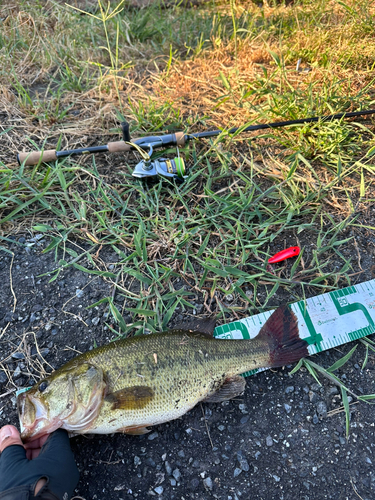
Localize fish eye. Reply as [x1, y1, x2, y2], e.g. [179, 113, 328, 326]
[39, 381, 48, 392]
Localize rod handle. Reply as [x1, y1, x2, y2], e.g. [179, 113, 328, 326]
[175, 132, 186, 146]
[107, 141, 132, 153]
[17, 150, 57, 166]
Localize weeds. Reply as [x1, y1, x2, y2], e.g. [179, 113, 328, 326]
[291, 345, 375, 438]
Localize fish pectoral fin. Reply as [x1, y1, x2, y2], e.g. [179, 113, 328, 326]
[118, 425, 151, 435]
[203, 375, 246, 403]
[105, 386, 154, 410]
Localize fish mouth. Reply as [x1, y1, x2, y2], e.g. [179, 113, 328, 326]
[18, 392, 60, 443]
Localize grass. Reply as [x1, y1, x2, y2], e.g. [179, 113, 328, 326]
[1, 0, 375, 431]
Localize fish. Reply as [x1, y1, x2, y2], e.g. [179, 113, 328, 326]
[18, 305, 308, 442]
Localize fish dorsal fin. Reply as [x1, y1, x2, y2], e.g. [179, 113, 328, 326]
[256, 305, 308, 367]
[203, 375, 246, 403]
[169, 316, 216, 338]
[105, 386, 154, 411]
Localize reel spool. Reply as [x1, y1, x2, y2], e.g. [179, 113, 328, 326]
[132, 156, 186, 181]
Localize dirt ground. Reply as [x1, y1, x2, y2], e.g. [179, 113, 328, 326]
[0, 237, 374, 500]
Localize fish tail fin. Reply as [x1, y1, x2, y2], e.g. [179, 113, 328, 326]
[257, 305, 308, 368]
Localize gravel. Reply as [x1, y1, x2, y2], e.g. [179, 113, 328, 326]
[1, 245, 375, 500]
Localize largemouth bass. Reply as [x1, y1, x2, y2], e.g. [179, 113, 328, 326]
[18, 306, 308, 442]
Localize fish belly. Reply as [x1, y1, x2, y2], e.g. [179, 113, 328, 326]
[85, 400, 196, 434]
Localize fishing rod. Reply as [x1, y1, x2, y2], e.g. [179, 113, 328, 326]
[17, 109, 375, 180]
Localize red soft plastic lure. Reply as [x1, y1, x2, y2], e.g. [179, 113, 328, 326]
[268, 246, 300, 264]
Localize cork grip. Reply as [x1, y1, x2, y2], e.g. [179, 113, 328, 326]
[107, 141, 132, 153]
[175, 132, 186, 146]
[17, 149, 58, 166]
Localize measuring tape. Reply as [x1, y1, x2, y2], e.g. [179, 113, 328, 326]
[214, 279, 375, 377]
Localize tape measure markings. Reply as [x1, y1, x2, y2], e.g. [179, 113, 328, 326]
[214, 278, 375, 377]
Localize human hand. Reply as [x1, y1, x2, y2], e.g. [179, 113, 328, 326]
[0, 425, 79, 500]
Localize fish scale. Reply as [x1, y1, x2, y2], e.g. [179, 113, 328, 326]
[74, 331, 271, 434]
[18, 306, 308, 441]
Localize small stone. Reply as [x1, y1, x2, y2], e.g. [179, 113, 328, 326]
[226, 294, 234, 302]
[185, 428, 192, 435]
[285, 386, 294, 394]
[312, 414, 319, 425]
[51, 329, 58, 336]
[76, 289, 84, 298]
[218, 425, 225, 431]
[273, 475, 281, 482]
[172, 469, 181, 482]
[170, 479, 176, 486]
[233, 468, 242, 477]
[266, 436, 273, 447]
[195, 304, 203, 313]
[284, 403, 292, 414]
[309, 391, 318, 403]
[165, 461, 172, 475]
[148, 432, 158, 441]
[29, 313, 38, 323]
[0, 371, 8, 385]
[203, 477, 213, 490]
[44, 322, 52, 331]
[366, 457, 372, 464]
[190, 478, 199, 490]
[13, 365, 22, 378]
[237, 451, 249, 472]
[154, 486, 163, 495]
[4, 312, 15, 322]
[316, 401, 327, 418]
[327, 385, 339, 396]
[254, 452, 261, 460]
[15, 377, 25, 387]
[134, 456, 141, 466]
[240, 416, 249, 424]
[12, 352, 25, 360]
[92, 317, 100, 326]
[177, 450, 185, 458]
[239, 404, 248, 414]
